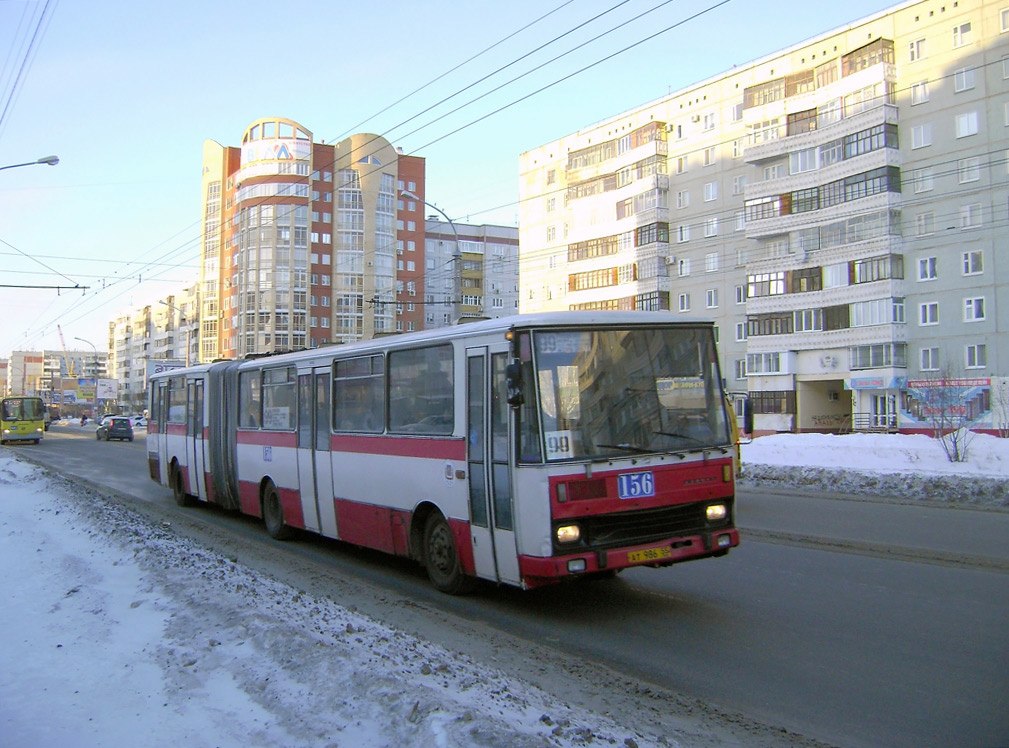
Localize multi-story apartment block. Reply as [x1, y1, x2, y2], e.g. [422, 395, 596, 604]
[519, 0, 1008, 434]
[422, 218, 520, 329]
[200, 118, 427, 360]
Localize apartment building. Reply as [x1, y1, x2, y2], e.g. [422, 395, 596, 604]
[519, 0, 1008, 433]
[199, 119, 428, 360]
[421, 218, 520, 329]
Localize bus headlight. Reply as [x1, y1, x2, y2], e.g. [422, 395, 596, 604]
[706, 503, 727, 521]
[556, 524, 581, 544]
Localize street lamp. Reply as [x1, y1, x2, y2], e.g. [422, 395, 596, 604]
[159, 300, 190, 366]
[74, 336, 99, 416]
[0, 155, 59, 172]
[400, 190, 463, 323]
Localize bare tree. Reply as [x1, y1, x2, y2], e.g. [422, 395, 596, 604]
[991, 376, 1009, 439]
[918, 362, 982, 462]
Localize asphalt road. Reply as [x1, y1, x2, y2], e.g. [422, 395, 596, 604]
[12, 424, 1009, 748]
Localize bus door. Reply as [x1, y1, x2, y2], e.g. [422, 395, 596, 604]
[155, 380, 170, 484]
[297, 368, 338, 536]
[466, 346, 520, 585]
[186, 380, 207, 499]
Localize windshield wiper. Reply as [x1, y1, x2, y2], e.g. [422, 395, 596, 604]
[595, 442, 653, 454]
[653, 430, 709, 447]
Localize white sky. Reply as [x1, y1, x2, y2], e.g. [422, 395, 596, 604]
[2, 431, 1004, 747]
[0, 0, 893, 356]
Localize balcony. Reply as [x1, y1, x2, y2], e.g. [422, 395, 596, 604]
[744, 102, 898, 164]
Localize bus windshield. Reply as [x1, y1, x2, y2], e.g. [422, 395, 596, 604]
[529, 326, 729, 462]
[2, 397, 45, 421]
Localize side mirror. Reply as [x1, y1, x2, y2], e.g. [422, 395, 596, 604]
[742, 399, 754, 435]
[505, 361, 524, 407]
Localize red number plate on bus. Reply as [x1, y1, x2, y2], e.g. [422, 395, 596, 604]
[627, 546, 672, 563]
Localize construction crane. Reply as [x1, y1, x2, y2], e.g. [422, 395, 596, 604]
[57, 325, 75, 377]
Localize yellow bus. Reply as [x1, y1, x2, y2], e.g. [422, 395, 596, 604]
[1, 396, 46, 445]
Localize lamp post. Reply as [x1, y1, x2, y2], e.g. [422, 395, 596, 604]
[400, 190, 462, 323]
[0, 155, 59, 172]
[159, 300, 190, 366]
[74, 336, 99, 416]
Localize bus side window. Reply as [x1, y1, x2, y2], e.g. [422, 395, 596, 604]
[239, 371, 261, 429]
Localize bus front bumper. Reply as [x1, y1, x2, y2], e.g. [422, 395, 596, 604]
[517, 528, 740, 589]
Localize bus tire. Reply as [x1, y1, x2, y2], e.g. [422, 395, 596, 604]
[423, 513, 475, 595]
[263, 481, 294, 541]
[170, 463, 192, 507]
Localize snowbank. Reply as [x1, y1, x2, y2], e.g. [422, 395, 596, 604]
[740, 432, 1009, 507]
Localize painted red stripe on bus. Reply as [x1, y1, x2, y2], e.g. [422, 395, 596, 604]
[335, 499, 410, 556]
[330, 434, 465, 460]
[236, 430, 298, 448]
[165, 423, 186, 436]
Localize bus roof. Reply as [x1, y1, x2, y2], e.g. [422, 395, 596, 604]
[150, 311, 716, 379]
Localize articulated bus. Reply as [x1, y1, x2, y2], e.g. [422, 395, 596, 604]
[1, 396, 46, 445]
[147, 312, 742, 593]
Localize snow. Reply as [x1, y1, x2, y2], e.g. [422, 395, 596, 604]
[740, 431, 1009, 507]
[2, 432, 1007, 747]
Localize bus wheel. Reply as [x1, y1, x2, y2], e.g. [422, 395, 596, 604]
[423, 513, 475, 595]
[170, 464, 192, 507]
[263, 481, 294, 541]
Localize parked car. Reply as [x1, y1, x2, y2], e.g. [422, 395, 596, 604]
[130, 416, 148, 429]
[96, 416, 134, 442]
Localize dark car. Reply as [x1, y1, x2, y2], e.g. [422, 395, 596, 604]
[96, 416, 134, 442]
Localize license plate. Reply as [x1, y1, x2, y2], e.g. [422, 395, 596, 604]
[627, 546, 672, 563]
[617, 471, 655, 499]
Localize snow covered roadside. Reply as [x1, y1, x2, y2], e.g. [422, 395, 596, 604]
[0, 453, 677, 748]
[740, 432, 1009, 507]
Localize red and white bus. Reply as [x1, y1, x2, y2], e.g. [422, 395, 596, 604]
[147, 312, 742, 593]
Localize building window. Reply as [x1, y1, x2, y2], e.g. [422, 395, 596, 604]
[704, 182, 718, 201]
[734, 359, 747, 380]
[1002, 8, 1009, 32]
[706, 289, 718, 308]
[913, 167, 934, 193]
[956, 111, 979, 138]
[957, 157, 980, 183]
[703, 146, 716, 165]
[920, 347, 939, 371]
[735, 284, 746, 304]
[919, 302, 939, 326]
[963, 250, 983, 275]
[678, 293, 690, 312]
[677, 224, 690, 243]
[676, 190, 689, 209]
[916, 212, 935, 236]
[704, 218, 718, 237]
[732, 175, 746, 195]
[918, 257, 938, 281]
[705, 252, 719, 272]
[960, 203, 982, 229]
[911, 80, 929, 105]
[909, 38, 925, 61]
[965, 297, 986, 321]
[678, 258, 690, 276]
[735, 322, 747, 341]
[911, 123, 932, 149]
[966, 344, 987, 369]
[954, 67, 976, 92]
[787, 307, 817, 332]
[952, 22, 972, 48]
